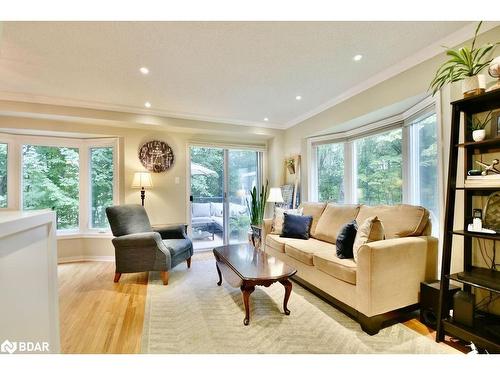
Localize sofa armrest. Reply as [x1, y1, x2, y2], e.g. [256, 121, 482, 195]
[112, 232, 172, 272]
[153, 224, 187, 240]
[356, 236, 438, 317]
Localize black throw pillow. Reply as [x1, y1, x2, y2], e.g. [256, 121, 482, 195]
[336, 220, 358, 259]
[280, 213, 313, 240]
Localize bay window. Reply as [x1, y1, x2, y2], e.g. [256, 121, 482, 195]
[0, 143, 7, 208]
[0, 134, 118, 235]
[310, 99, 441, 234]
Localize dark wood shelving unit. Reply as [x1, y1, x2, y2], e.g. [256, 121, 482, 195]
[436, 90, 500, 353]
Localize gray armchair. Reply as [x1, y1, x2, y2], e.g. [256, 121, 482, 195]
[106, 204, 193, 285]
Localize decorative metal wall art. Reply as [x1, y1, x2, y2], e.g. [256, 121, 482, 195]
[138, 140, 174, 173]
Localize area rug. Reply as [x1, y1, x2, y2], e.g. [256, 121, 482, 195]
[141, 252, 458, 354]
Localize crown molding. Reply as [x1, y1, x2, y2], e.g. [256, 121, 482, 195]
[285, 21, 500, 129]
[0, 91, 288, 130]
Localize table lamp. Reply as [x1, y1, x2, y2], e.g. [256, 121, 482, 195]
[132, 172, 153, 206]
[267, 187, 284, 209]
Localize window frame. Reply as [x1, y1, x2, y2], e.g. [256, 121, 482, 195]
[308, 96, 443, 235]
[0, 133, 119, 236]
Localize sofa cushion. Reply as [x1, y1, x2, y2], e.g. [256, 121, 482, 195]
[281, 213, 313, 240]
[313, 203, 361, 244]
[313, 251, 357, 285]
[192, 202, 211, 218]
[266, 234, 312, 253]
[336, 220, 358, 259]
[271, 207, 303, 234]
[353, 216, 384, 262]
[356, 204, 429, 239]
[300, 202, 327, 237]
[284, 238, 336, 266]
[210, 202, 223, 217]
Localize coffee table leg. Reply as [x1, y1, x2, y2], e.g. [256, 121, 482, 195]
[241, 284, 255, 325]
[216, 263, 222, 286]
[279, 279, 292, 315]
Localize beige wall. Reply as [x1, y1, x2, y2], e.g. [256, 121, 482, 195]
[0, 102, 285, 260]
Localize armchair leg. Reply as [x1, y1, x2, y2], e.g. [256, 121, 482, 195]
[114, 272, 122, 283]
[187, 257, 192, 269]
[160, 271, 169, 285]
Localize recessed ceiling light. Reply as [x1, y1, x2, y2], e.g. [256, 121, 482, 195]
[264, 117, 269, 122]
[140, 67, 149, 75]
[295, 95, 302, 101]
[144, 101, 151, 108]
[353, 54, 363, 62]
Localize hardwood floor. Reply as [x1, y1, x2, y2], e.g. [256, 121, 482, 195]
[58, 260, 466, 354]
[58, 261, 147, 353]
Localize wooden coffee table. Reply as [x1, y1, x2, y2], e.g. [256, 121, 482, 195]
[213, 243, 297, 325]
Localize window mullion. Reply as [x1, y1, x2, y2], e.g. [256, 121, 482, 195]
[79, 144, 89, 234]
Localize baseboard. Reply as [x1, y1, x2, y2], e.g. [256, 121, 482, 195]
[58, 255, 115, 264]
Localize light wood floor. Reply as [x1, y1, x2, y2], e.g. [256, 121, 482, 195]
[58, 261, 466, 354]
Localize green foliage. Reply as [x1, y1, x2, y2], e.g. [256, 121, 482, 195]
[469, 111, 493, 131]
[317, 143, 344, 202]
[356, 129, 403, 205]
[0, 143, 7, 208]
[90, 147, 114, 228]
[246, 180, 269, 226]
[430, 22, 499, 96]
[23, 145, 80, 229]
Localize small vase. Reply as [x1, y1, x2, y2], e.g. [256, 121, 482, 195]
[462, 75, 486, 97]
[472, 129, 486, 142]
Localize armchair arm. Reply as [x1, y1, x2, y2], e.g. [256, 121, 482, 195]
[356, 236, 438, 317]
[111, 232, 172, 273]
[153, 224, 188, 240]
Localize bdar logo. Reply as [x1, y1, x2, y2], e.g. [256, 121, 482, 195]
[1, 340, 17, 354]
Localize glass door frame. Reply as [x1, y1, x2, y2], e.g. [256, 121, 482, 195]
[187, 143, 263, 250]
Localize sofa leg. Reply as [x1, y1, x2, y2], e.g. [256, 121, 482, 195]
[187, 257, 192, 269]
[160, 271, 169, 285]
[358, 313, 384, 335]
[114, 272, 121, 283]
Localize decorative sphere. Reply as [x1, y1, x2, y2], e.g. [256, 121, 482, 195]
[489, 56, 500, 79]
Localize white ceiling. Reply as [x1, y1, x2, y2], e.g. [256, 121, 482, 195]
[0, 21, 470, 129]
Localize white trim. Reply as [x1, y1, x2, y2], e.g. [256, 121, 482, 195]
[0, 90, 286, 130]
[286, 21, 500, 128]
[188, 140, 267, 151]
[57, 255, 114, 264]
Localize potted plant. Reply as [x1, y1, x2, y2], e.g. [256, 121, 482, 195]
[430, 22, 499, 97]
[286, 158, 295, 174]
[246, 180, 269, 228]
[470, 111, 493, 142]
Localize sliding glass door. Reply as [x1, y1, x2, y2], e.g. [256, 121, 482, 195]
[189, 146, 261, 250]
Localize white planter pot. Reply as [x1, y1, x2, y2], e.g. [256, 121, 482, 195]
[472, 129, 486, 142]
[462, 75, 486, 96]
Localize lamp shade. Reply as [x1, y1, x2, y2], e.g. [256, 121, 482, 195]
[131, 172, 153, 188]
[267, 187, 284, 203]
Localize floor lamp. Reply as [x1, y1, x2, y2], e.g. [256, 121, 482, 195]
[132, 172, 153, 206]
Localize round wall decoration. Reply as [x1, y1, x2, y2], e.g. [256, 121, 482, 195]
[138, 140, 174, 173]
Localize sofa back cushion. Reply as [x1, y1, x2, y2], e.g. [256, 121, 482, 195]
[355, 204, 429, 239]
[210, 202, 223, 217]
[313, 203, 361, 244]
[299, 202, 327, 237]
[106, 204, 152, 237]
[192, 202, 211, 218]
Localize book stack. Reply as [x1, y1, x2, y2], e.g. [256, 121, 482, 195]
[465, 174, 500, 188]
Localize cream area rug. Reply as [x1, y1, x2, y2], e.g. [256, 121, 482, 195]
[141, 252, 458, 354]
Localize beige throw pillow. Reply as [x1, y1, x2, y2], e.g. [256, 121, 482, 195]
[271, 207, 303, 235]
[353, 216, 384, 262]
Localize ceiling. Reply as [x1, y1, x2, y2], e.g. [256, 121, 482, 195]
[0, 21, 470, 129]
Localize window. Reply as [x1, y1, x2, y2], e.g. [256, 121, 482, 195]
[316, 142, 345, 202]
[412, 113, 439, 232]
[355, 128, 403, 205]
[309, 99, 441, 234]
[90, 147, 114, 229]
[0, 143, 7, 208]
[22, 145, 80, 230]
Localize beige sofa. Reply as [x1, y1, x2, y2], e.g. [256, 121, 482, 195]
[263, 202, 437, 334]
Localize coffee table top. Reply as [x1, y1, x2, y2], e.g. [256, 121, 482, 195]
[213, 243, 297, 281]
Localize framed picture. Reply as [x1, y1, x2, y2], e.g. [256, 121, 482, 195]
[492, 111, 500, 138]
